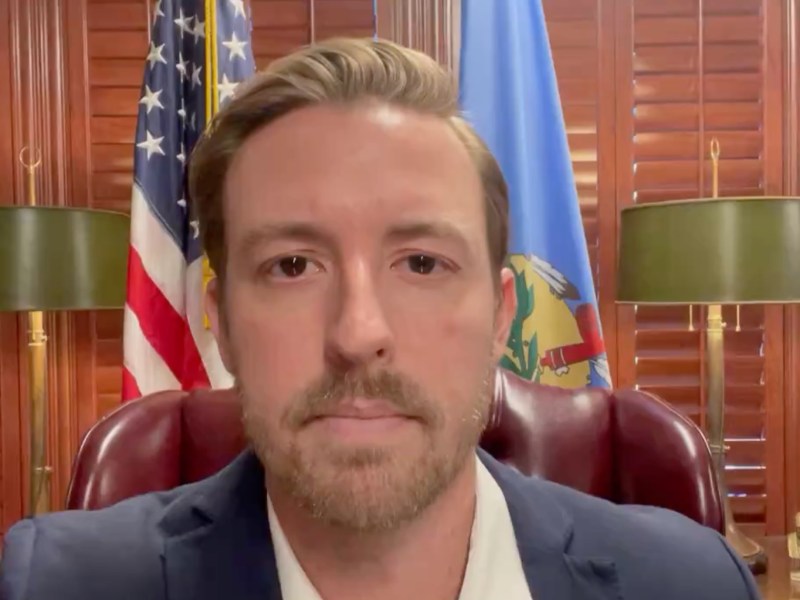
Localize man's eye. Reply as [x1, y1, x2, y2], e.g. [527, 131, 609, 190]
[268, 256, 315, 278]
[405, 255, 442, 275]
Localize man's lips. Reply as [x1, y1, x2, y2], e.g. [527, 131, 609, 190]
[307, 397, 415, 421]
[303, 397, 420, 436]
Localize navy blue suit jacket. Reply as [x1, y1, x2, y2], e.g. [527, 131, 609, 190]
[1, 449, 761, 599]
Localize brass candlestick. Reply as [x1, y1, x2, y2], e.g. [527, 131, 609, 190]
[706, 138, 767, 574]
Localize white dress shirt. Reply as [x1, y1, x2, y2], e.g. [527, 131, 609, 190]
[267, 455, 533, 600]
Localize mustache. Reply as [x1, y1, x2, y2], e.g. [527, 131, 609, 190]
[283, 370, 441, 429]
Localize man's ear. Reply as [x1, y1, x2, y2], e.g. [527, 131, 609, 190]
[492, 267, 517, 363]
[204, 277, 235, 375]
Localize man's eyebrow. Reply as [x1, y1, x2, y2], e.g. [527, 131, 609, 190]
[236, 220, 474, 255]
[237, 223, 334, 254]
[385, 221, 472, 250]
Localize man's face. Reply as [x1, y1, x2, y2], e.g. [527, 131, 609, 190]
[206, 103, 516, 531]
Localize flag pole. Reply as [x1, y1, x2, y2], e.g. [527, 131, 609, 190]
[202, 0, 218, 329]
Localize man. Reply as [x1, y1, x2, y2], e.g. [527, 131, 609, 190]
[1, 38, 759, 600]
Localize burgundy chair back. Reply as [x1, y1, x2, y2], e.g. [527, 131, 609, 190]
[66, 369, 724, 533]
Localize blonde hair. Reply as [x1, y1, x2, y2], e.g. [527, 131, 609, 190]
[188, 37, 508, 284]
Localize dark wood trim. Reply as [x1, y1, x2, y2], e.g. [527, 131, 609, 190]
[64, 0, 93, 511]
[784, 0, 800, 534]
[763, 0, 788, 537]
[764, 306, 786, 534]
[0, 0, 20, 542]
[0, 0, 22, 532]
[614, 0, 636, 389]
[697, 0, 705, 197]
[785, 305, 799, 532]
[697, 3, 707, 429]
[309, 0, 317, 43]
[7, 0, 32, 524]
[597, 0, 619, 385]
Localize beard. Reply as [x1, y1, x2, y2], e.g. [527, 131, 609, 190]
[241, 368, 492, 533]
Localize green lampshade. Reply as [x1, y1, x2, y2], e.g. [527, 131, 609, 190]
[617, 197, 800, 305]
[0, 206, 130, 311]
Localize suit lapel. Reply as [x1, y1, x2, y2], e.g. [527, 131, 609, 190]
[160, 451, 283, 600]
[479, 450, 624, 600]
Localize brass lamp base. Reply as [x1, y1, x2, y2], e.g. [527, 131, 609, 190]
[705, 304, 767, 575]
[723, 495, 768, 575]
[726, 521, 768, 575]
[28, 310, 51, 515]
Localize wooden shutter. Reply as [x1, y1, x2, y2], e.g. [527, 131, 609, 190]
[544, 0, 619, 377]
[86, 0, 147, 418]
[543, 0, 600, 290]
[617, 0, 784, 531]
[250, 0, 375, 69]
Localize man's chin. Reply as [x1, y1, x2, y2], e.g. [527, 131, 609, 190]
[278, 447, 456, 532]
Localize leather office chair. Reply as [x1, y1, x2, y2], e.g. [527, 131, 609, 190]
[65, 369, 724, 533]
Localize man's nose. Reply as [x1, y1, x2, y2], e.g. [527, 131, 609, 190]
[325, 260, 394, 372]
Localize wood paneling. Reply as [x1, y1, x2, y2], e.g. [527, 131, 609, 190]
[543, 0, 621, 385]
[0, 0, 19, 545]
[375, 0, 459, 73]
[0, 0, 93, 539]
[785, 0, 800, 534]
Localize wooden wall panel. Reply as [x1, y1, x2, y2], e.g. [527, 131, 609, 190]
[0, 0, 95, 538]
[375, 0, 460, 72]
[251, 0, 374, 69]
[0, 0, 21, 545]
[785, 0, 800, 534]
[543, 0, 619, 382]
[83, 0, 145, 454]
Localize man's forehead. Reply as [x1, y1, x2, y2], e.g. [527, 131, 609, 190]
[223, 104, 485, 229]
[228, 103, 478, 180]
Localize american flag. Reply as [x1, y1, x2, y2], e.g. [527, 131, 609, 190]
[122, 0, 255, 400]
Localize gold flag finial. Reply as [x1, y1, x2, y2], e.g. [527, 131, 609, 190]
[710, 137, 720, 199]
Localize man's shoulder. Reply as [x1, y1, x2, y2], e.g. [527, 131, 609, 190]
[483, 454, 759, 599]
[549, 480, 756, 596]
[0, 482, 200, 600]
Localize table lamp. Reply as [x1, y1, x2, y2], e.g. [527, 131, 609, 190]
[0, 149, 129, 515]
[616, 143, 800, 575]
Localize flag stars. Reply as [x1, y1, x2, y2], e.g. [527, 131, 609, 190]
[137, 130, 165, 160]
[177, 98, 187, 123]
[146, 42, 167, 70]
[190, 220, 200, 239]
[177, 142, 186, 165]
[190, 112, 197, 131]
[153, 0, 165, 24]
[192, 18, 206, 44]
[174, 9, 193, 38]
[138, 85, 164, 114]
[218, 74, 238, 103]
[191, 63, 203, 89]
[228, 0, 246, 18]
[176, 52, 189, 82]
[222, 32, 248, 61]
[177, 198, 187, 209]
